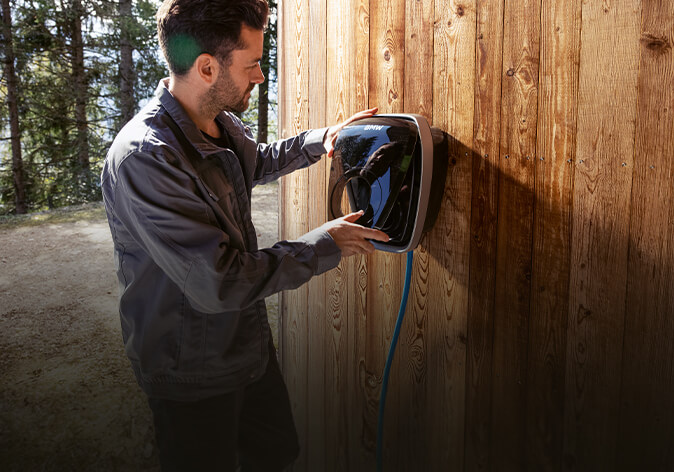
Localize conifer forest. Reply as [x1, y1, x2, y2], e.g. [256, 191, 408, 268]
[0, 0, 277, 215]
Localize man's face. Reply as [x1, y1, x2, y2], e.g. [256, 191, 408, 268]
[206, 25, 265, 114]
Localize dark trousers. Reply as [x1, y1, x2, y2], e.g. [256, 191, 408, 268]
[148, 342, 299, 472]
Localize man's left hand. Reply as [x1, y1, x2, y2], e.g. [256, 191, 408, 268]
[323, 107, 378, 157]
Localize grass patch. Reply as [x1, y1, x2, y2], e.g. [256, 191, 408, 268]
[0, 202, 107, 230]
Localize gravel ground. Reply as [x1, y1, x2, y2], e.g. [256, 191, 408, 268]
[0, 182, 279, 471]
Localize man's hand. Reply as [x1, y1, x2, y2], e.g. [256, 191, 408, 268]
[323, 210, 389, 257]
[323, 107, 379, 157]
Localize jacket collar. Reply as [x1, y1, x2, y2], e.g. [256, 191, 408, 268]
[155, 78, 245, 159]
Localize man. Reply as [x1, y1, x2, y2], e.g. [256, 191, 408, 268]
[101, 0, 387, 470]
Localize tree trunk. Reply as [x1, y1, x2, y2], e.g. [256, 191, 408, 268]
[71, 0, 89, 170]
[257, 31, 270, 143]
[1, 0, 27, 214]
[119, 0, 135, 127]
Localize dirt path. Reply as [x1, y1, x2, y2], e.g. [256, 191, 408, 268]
[0, 183, 278, 471]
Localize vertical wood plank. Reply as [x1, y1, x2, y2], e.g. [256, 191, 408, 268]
[367, 1, 406, 470]
[426, 0, 476, 469]
[397, 0, 434, 469]
[490, 0, 541, 466]
[325, 0, 359, 469]
[277, 0, 287, 370]
[280, 1, 674, 470]
[465, 0, 505, 469]
[346, 0, 372, 469]
[525, 0, 581, 469]
[279, 0, 310, 469]
[306, 0, 328, 469]
[277, 0, 288, 364]
[563, 0, 642, 469]
[618, 0, 674, 469]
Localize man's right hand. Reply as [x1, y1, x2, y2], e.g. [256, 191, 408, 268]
[323, 211, 390, 257]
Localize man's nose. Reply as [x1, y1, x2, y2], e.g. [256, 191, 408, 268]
[251, 63, 265, 84]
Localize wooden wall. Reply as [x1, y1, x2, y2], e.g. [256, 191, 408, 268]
[277, 0, 674, 470]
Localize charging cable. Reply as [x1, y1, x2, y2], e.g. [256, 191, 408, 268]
[376, 250, 414, 472]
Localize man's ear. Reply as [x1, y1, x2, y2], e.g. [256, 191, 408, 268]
[193, 53, 219, 86]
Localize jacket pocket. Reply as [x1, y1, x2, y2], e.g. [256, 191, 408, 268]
[178, 300, 208, 373]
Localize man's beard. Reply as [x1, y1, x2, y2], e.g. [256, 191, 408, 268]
[202, 70, 255, 116]
[228, 82, 255, 113]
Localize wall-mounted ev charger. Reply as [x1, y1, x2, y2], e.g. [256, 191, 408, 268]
[328, 113, 448, 252]
[328, 114, 449, 471]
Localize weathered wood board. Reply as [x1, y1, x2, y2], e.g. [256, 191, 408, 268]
[278, 0, 674, 469]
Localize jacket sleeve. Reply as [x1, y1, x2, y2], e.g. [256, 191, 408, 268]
[111, 149, 341, 314]
[252, 127, 329, 185]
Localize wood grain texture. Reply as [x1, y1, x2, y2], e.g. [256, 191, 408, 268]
[325, 0, 355, 469]
[366, 1, 406, 470]
[525, 0, 581, 469]
[306, 0, 328, 469]
[395, 0, 434, 469]
[277, 0, 674, 469]
[490, 0, 541, 467]
[278, 0, 310, 470]
[345, 1, 373, 470]
[466, 0, 505, 469]
[563, 0, 642, 469]
[426, 0, 476, 469]
[618, 0, 674, 469]
[277, 0, 286, 369]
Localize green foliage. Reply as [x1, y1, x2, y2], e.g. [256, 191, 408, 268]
[0, 0, 277, 215]
[241, 84, 278, 143]
[0, 0, 167, 214]
[241, 0, 277, 142]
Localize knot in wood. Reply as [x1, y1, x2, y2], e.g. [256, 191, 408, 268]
[383, 48, 391, 62]
[641, 32, 672, 55]
[506, 68, 515, 77]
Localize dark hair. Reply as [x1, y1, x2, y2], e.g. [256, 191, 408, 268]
[157, 0, 269, 76]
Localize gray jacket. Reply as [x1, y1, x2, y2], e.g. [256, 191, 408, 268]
[101, 80, 340, 401]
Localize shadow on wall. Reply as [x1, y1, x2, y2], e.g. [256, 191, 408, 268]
[376, 132, 673, 469]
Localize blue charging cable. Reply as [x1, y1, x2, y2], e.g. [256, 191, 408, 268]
[376, 250, 414, 472]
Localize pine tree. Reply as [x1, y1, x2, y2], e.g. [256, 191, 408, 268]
[0, 0, 278, 214]
[118, 0, 135, 127]
[256, 0, 276, 144]
[1, 0, 27, 213]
